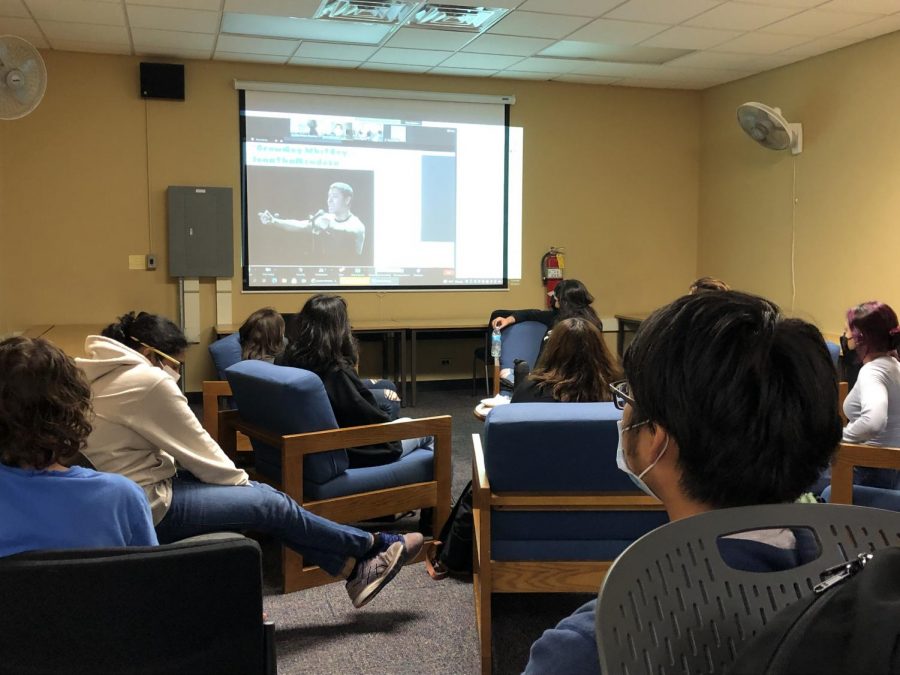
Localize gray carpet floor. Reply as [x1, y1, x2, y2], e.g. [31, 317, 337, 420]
[203, 382, 592, 675]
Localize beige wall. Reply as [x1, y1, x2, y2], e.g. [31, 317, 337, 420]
[699, 31, 900, 337]
[1, 50, 700, 389]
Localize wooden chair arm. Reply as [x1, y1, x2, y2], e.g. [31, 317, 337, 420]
[838, 381, 849, 426]
[472, 433, 490, 493]
[830, 441, 900, 504]
[202, 380, 233, 441]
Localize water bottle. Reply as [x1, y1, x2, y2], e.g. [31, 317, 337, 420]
[491, 328, 502, 360]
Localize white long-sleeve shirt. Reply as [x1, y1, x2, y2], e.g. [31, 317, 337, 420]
[842, 355, 900, 447]
[77, 336, 249, 524]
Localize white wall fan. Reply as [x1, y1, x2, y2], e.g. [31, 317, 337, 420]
[0, 35, 47, 120]
[737, 102, 802, 155]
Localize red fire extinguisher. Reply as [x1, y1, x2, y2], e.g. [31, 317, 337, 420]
[541, 247, 565, 308]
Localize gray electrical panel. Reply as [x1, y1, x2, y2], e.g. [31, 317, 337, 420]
[167, 186, 234, 277]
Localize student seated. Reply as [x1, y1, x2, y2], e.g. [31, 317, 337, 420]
[278, 293, 426, 468]
[511, 318, 621, 403]
[0, 337, 158, 557]
[524, 291, 840, 674]
[76, 311, 421, 608]
[491, 279, 604, 334]
[688, 275, 730, 293]
[238, 307, 285, 363]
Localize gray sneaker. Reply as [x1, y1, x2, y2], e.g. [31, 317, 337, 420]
[346, 541, 406, 609]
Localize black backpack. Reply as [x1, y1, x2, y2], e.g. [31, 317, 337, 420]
[728, 546, 900, 674]
[426, 481, 473, 579]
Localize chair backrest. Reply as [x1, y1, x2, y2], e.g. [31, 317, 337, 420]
[225, 359, 349, 485]
[498, 320, 549, 371]
[596, 503, 900, 675]
[209, 332, 243, 380]
[483, 402, 630, 492]
[0, 535, 270, 675]
[825, 339, 840, 369]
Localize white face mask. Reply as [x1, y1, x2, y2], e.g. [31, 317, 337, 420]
[616, 419, 668, 500]
[162, 364, 181, 383]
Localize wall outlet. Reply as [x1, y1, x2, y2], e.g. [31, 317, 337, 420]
[440, 358, 452, 366]
[146, 253, 157, 270]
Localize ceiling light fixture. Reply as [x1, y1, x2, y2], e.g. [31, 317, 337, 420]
[314, 0, 418, 25]
[409, 4, 508, 32]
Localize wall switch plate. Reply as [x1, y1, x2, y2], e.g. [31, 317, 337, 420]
[146, 254, 157, 270]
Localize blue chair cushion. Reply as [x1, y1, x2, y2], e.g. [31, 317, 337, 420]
[209, 333, 242, 380]
[225, 360, 349, 485]
[825, 340, 840, 369]
[822, 484, 900, 511]
[305, 448, 434, 501]
[498, 320, 548, 372]
[484, 402, 635, 493]
[491, 510, 668, 561]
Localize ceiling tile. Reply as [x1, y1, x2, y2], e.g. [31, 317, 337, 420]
[27, 0, 125, 26]
[640, 25, 742, 49]
[614, 78, 684, 88]
[288, 56, 361, 68]
[553, 73, 621, 84]
[50, 39, 130, 54]
[488, 11, 592, 39]
[358, 62, 431, 73]
[832, 13, 900, 40]
[567, 18, 669, 45]
[539, 41, 690, 62]
[216, 34, 298, 55]
[773, 33, 860, 59]
[461, 34, 555, 56]
[685, 2, 801, 30]
[428, 0, 520, 8]
[667, 49, 786, 68]
[385, 27, 475, 50]
[511, 56, 600, 73]
[762, 8, 878, 35]
[0, 0, 28, 18]
[136, 47, 212, 59]
[439, 51, 523, 68]
[820, 0, 900, 13]
[0, 17, 48, 46]
[368, 46, 453, 66]
[712, 30, 812, 52]
[605, 0, 724, 24]
[518, 0, 627, 16]
[429, 66, 500, 77]
[131, 27, 216, 51]
[221, 13, 392, 43]
[223, 0, 319, 18]
[214, 51, 288, 63]
[294, 42, 376, 60]
[128, 0, 222, 9]
[40, 20, 129, 45]
[126, 6, 221, 34]
[737, 0, 829, 7]
[492, 69, 553, 79]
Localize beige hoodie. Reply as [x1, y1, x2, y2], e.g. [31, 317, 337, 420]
[77, 335, 248, 524]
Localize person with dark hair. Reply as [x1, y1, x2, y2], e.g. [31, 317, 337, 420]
[0, 337, 157, 557]
[841, 301, 900, 489]
[491, 279, 603, 334]
[279, 294, 427, 468]
[239, 307, 285, 362]
[511, 318, 622, 403]
[688, 276, 730, 293]
[524, 291, 841, 674]
[76, 311, 422, 608]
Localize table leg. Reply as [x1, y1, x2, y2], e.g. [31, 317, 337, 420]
[399, 330, 407, 408]
[617, 323, 625, 358]
[411, 329, 417, 407]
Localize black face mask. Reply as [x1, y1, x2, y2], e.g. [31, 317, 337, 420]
[840, 335, 859, 363]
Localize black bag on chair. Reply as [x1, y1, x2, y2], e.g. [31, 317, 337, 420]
[426, 480, 473, 578]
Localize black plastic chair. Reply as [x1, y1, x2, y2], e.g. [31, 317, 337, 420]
[0, 533, 276, 675]
[596, 503, 900, 675]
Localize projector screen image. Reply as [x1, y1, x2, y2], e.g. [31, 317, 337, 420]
[239, 88, 521, 291]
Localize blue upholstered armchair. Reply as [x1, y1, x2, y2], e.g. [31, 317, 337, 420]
[823, 442, 900, 511]
[221, 360, 452, 593]
[472, 402, 668, 674]
[202, 332, 243, 442]
[492, 320, 548, 395]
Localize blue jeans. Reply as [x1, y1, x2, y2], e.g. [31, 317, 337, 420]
[155, 473, 372, 576]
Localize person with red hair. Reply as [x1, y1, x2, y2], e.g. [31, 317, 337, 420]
[842, 301, 900, 489]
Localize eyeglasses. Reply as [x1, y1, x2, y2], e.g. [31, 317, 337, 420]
[131, 338, 183, 368]
[608, 379, 635, 411]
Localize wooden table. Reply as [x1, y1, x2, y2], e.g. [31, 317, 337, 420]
[614, 312, 652, 357]
[405, 318, 486, 406]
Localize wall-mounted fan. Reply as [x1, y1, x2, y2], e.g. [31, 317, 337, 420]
[0, 35, 47, 120]
[737, 102, 802, 155]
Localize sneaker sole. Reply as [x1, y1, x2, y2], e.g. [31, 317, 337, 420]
[351, 542, 407, 609]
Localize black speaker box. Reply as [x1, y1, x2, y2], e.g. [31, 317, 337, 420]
[140, 62, 184, 101]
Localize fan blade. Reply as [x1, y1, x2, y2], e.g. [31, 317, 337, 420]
[19, 58, 37, 74]
[12, 85, 31, 104]
[0, 40, 10, 68]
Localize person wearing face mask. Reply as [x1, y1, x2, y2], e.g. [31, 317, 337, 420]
[76, 311, 423, 609]
[523, 291, 840, 675]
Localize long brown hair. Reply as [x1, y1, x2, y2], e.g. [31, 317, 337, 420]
[528, 318, 622, 402]
[239, 308, 285, 361]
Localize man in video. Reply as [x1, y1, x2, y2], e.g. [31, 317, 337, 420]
[258, 182, 366, 261]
